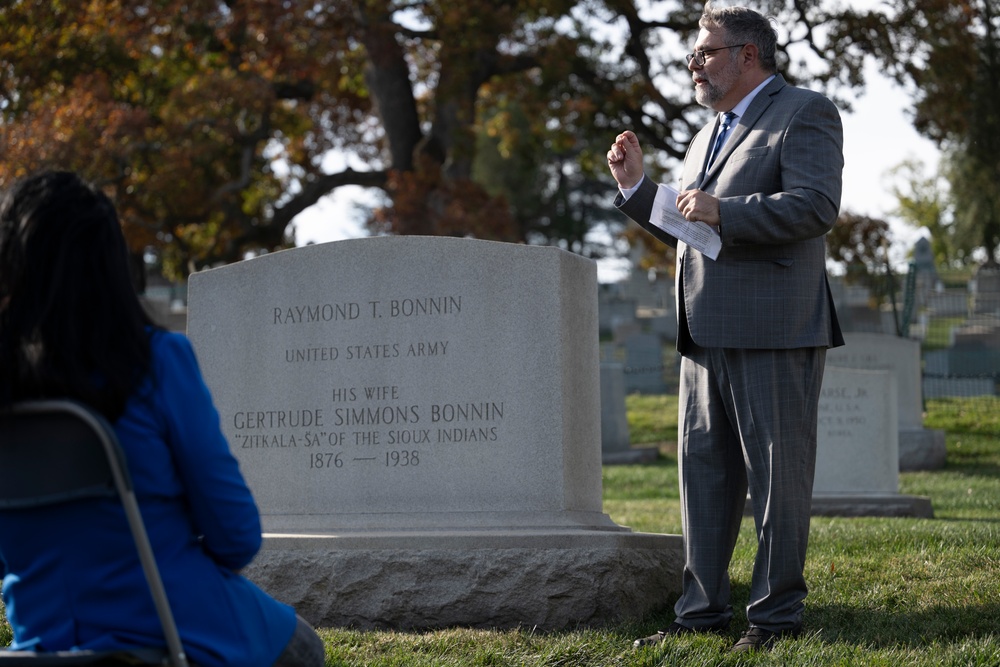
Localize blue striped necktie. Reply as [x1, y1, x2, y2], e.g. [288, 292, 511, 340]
[708, 112, 736, 167]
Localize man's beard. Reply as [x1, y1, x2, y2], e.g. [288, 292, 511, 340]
[695, 57, 740, 108]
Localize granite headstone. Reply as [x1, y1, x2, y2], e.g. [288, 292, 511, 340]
[187, 236, 681, 630]
[826, 332, 946, 470]
[813, 366, 933, 517]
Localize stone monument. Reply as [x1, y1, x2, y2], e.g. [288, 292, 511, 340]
[600, 362, 657, 464]
[813, 367, 933, 517]
[187, 236, 681, 630]
[972, 264, 1000, 315]
[620, 333, 669, 394]
[826, 332, 946, 470]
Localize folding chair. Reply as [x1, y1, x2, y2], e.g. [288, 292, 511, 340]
[0, 400, 190, 667]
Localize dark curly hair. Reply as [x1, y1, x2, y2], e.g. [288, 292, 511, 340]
[0, 171, 158, 420]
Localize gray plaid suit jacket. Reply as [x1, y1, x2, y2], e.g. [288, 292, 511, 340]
[617, 74, 845, 352]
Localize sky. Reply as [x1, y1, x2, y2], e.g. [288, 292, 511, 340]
[290, 13, 941, 282]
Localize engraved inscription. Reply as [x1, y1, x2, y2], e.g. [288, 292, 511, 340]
[272, 295, 462, 325]
[818, 385, 868, 439]
[231, 293, 506, 474]
[283, 341, 450, 363]
[273, 303, 361, 324]
[229, 387, 506, 471]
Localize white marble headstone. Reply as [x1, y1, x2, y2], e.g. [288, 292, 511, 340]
[814, 366, 898, 495]
[825, 331, 946, 471]
[825, 332, 920, 430]
[186, 236, 618, 534]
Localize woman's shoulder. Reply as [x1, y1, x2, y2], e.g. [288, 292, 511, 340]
[148, 328, 196, 357]
[145, 329, 205, 387]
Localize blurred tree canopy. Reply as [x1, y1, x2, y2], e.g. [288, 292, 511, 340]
[826, 211, 891, 287]
[4, 0, 976, 280]
[890, 159, 954, 267]
[828, 0, 1000, 266]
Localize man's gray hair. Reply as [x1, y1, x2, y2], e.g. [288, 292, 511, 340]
[700, 3, 778, 73]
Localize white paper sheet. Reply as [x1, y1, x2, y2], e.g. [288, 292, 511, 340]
[649, 183, 722, 260]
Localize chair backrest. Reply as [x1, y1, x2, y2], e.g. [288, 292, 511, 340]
[0, 400, 190, 667]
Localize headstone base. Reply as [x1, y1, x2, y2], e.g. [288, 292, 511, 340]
[899, 428, 947, 471]
[602, 446, 660, 465]
[811, 494, 934, 518]
[244, 531, 683, 631]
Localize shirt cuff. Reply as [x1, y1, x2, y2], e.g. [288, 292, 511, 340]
[618, 174, 645, 201]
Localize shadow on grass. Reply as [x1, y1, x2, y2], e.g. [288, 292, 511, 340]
[628, 581, 999, 651]
[808, 601, 1000, 648]
[932, 516, 1000, 524]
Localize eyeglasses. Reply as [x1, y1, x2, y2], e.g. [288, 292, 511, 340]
[685, 44, 748, 67]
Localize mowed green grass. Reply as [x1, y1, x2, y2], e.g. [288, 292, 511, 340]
[2, 395, 998, 666]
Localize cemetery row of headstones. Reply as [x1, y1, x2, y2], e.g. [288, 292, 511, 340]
[598, 243, 1000, 404]
[594, 258, 961, 517]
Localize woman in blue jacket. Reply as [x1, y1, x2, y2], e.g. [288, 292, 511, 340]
[0, 170, 324, 667]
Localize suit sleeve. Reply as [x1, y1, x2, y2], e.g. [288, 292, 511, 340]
[718, 94, 844, 247]
[154, 332, 263, 570]
[614, 176, 680, 250]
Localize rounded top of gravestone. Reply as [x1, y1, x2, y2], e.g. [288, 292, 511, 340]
[974, 261, 1000, 276]
[912, 237, 935, 271]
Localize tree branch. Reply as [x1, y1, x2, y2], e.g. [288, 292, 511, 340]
[270, 167, 389, 229]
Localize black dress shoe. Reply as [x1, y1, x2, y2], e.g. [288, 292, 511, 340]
[632, 620, 728, 648]
[731, 625, 801, 652]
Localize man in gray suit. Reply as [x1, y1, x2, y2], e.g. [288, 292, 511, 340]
[607, 2, 844, 653]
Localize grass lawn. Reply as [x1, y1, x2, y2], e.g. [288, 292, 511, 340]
[3, 395, 999, 665]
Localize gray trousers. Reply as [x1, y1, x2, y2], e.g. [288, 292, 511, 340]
[673, 345, 825, 632]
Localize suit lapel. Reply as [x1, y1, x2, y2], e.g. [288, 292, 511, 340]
[700, 115, 723, 178]
[691, 121, 717, 190]
[698, 74, 786, 188]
